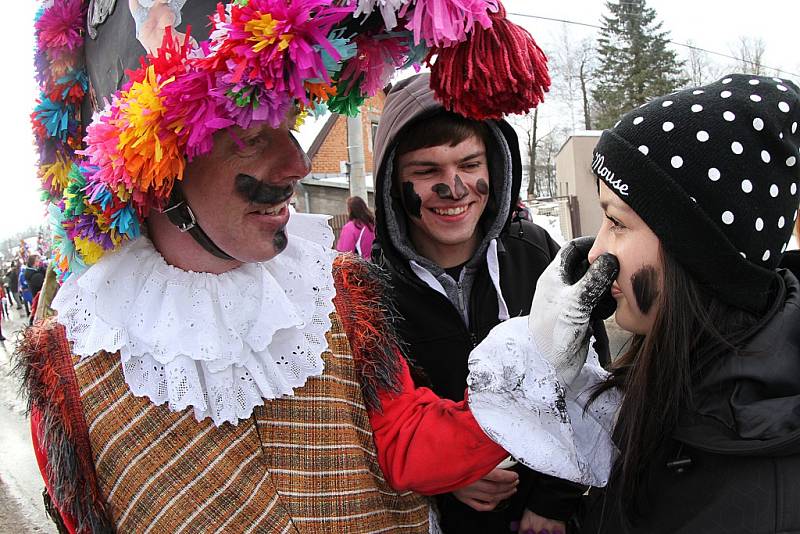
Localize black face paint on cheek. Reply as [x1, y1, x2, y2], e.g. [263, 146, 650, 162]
[235, 174, 294, 205]
[631, 265, 659, 314]
[273, 227, 288, 253]
[402, 182, 423, 219]
[476, 178, 489, 195]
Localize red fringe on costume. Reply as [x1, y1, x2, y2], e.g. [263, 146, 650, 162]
[14, 322, 113, 533]
[332, 254, 406, 412]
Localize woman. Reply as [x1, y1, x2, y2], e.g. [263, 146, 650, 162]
[469, 73, 800, 533]
[0, 283, 6, 341]
[336, 196, 376, 259]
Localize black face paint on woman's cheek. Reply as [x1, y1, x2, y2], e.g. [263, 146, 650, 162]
[235, 174, 294, 205]
[631, 265, 659, 314]
[273, 227, 288, 253]
[402, 182, 423, 219]
[476, 178, 489, 195]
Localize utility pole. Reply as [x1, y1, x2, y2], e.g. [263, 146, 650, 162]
[347, 113, 368, 201]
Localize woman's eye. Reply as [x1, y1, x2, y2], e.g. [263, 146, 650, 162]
[606, 215, 625, 230]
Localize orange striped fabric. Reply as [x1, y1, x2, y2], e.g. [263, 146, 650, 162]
[73, 312, 430, 533]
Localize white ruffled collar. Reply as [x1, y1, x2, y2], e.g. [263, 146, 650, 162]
[53, 212, 337, 426]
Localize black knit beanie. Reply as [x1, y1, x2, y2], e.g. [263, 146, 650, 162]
[592, 73, 800, 314]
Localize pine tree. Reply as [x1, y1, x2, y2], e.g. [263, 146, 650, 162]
[592, 0, 687, 129]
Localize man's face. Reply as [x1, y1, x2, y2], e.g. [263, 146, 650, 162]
[396, 135, 491, 262]
[180, 121, 311, 264]
[588, 181, 663, 335]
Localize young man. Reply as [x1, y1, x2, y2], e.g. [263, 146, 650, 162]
[20, 1, 554, 532]
[373, 74, 608, 533]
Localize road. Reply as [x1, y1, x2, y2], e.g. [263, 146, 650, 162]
[0, 306, 55, 534]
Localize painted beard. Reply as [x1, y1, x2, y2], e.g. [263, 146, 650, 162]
[631, 265, 659, 314]
[273, 226, 288, 253]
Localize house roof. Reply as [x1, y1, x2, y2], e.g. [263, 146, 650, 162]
[294, 112, 336, 153]
[304, 113, 339, 160]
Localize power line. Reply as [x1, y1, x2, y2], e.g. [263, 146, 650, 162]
[507, 11, 800, 79]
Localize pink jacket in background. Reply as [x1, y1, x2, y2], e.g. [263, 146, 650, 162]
[336, 221, 375, 259]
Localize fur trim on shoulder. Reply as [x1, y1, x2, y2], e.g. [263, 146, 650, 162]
[332, 254, 405, 412]
[13, 318, 114, 533]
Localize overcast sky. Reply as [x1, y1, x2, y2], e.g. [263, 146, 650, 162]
[2, 0, 798, 241]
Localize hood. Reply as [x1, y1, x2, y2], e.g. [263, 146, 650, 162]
[372, 73, 524, 281]
[674, 269, 800, 456]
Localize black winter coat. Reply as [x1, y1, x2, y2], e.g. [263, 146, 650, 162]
[577, 268, 800, 534]
[378, 219, 601, 532]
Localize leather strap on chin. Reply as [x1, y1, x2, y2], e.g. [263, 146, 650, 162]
[163, 184, 236, 261]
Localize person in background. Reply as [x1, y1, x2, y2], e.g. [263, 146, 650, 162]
[7, 263, 22, 310]
[0, 279, 9, 320]
[335, 195, 376, 259]
[18, 259, 33, 317]
[24, 255, 45, 300]
[0, 283, 6, 341]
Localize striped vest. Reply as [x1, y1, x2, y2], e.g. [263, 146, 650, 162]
[66, 310, 430, 533]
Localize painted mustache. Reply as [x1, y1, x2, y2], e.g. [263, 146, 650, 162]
[234, 174, 294, 205]
[431, 174, 469, 200]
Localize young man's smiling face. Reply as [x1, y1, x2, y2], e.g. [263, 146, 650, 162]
[396, 135, 491, 267]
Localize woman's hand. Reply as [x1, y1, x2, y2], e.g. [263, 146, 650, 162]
[515, 508, 565, 534]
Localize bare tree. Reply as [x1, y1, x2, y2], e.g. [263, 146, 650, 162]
[536, 128, 569, 198]
[509, 110, 560, 199]
[549, 27, 597, 132]
[526, 108, 539, 198]
[734, 36, 766, 75]
[684, 40, 724, 86]
[578, 45, 594, 130]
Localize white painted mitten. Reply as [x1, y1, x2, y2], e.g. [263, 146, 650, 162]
[528, 237, 619, 385]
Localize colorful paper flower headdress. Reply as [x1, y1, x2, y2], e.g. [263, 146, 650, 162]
[32, 0, 551, 279]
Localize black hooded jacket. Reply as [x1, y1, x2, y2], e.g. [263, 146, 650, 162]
[372, 74, 608, 531]
[577, 268, 800, 534]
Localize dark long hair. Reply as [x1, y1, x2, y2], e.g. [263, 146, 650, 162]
[347, 196, 375, 230]
[593, 247, 761, 521]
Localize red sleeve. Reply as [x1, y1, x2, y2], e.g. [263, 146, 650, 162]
[31, 407, 78, 534]
[368, 356, 508, 495]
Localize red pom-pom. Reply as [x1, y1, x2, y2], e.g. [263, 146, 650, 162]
[427, 3, 550, 120]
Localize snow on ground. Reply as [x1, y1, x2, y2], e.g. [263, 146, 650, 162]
[530, 214, 566, 245]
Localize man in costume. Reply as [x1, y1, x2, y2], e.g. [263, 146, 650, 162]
[21, 0, 553, 532]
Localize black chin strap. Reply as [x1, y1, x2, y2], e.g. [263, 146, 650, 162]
[163, 184, 236, 261]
